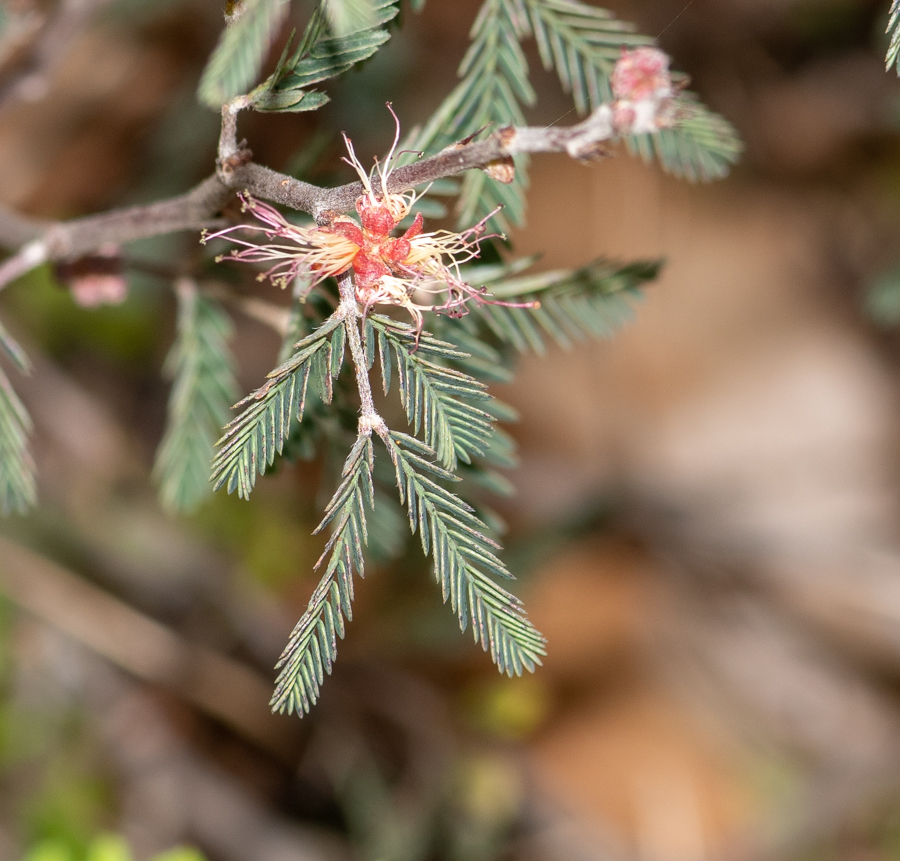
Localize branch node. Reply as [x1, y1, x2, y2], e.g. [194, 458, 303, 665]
[483, 156, 515, 184]
[219, 146, 253, 176]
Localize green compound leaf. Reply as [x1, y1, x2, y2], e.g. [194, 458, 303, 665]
[0, 364, 35, 515]
[0, 316, 30, 374]
[406, 0, 533, 232]
[527, 0, 649, 111]
[408, 0, 740, 229]
[525, 0, 741, 181]
[153, 289, 239, 514]
[384, 431, 546, 675]
[211, 315, 345, 499]
[271, 433, 373, 715]
[474, 257, 660, 353]
[368, 315, 494, 470]
[252, 0, 399, 113]
[323, 0, 377, 37]
[198, 0, 292, 108]
[888, 0, 900, 74]
[625, 93, 742, 182]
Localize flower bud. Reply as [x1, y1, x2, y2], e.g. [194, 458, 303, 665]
[611, 47, 673, 102]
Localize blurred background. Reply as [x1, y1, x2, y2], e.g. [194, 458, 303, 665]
[3, 0, 900, 859]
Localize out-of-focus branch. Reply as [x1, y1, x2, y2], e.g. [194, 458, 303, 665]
[0, 202, 47, 247]
[46, 174, 233, 258]
[202, 281, 291, 335]
[0, 175, 231, 256]
[0, 47, 675, 290]
[0, 113, 626, 275]
[217, 106, 625, 222]
[0, 534, 302, 759]
[0, 0, 117, 111]
[0, 176, 232, 289]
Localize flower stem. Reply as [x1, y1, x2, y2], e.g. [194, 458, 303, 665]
[337, 270, 388, 441]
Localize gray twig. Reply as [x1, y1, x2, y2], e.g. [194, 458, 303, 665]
[0, 0, 117, 111]
[0, 99, 637, 288]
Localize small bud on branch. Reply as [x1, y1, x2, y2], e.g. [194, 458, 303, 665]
[0, 49, 685, 292]
[206, 108, 541, 341]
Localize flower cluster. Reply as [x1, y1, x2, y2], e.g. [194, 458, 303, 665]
[206, 44, 679, 333]
[203, 112, 534, 337]
[609, 46, 680, 135]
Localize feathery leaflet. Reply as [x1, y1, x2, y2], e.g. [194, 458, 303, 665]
[0, 365, 35, 515]
[198, 0, 292, 108]
[525, 0, 741, 180]
[369, 315, 494, 470]
[407, 0, 739, 228]
[475, 258, 660, 353]
[384, 431, 546, 675]
[888, 0, 900, 75]
[211, 316, 345, 499]
[252, 0, 399, 112]
[153, 288, 239, 514]
[271, 432, 374, 715]
[406, 0, 533, 231]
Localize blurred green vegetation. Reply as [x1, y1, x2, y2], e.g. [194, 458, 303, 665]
[191, 488, 320, 590]
[24, 833, 206, 861]
[0, 595, 113, 856]
[3, 266, 160, 367]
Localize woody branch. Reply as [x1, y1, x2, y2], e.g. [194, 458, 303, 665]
[0, 111, 624, 264]
[0, 47, 676, 288]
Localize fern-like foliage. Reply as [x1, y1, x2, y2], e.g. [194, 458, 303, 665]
[324, 0, 377, 36]
[368, 315, 494, 470]
[198, 0, 397, 112]
[474, 258, 660, 353]
[271, 433, 373, 715]
[251, 0, 399, 112]
[188, 0, 748, 717]
[212, 316, 345, 499]
[525, 0, 741, 181]
[526, 0, 648, 111]
[198, 0, 293, 108]
[0, 317, 31, 375]
[407, 0, 533, 231]
[631, 94, 742, 182]
[0, 365, 35, 515]
[153, 290, 239, 514]
[0, 316, 34, 514]
[407, 0, 740, 228]
[888, 0, 900, 74]
[384, 431, 546, 675]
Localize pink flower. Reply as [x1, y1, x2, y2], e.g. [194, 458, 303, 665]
[202, 195, 360, 291]
[609, 47, 679, 136]
[70, 273, 128, 307]
[611, 47, 672, 102]
[55, 245, 128, 307]
[205, 108, 537, 336]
